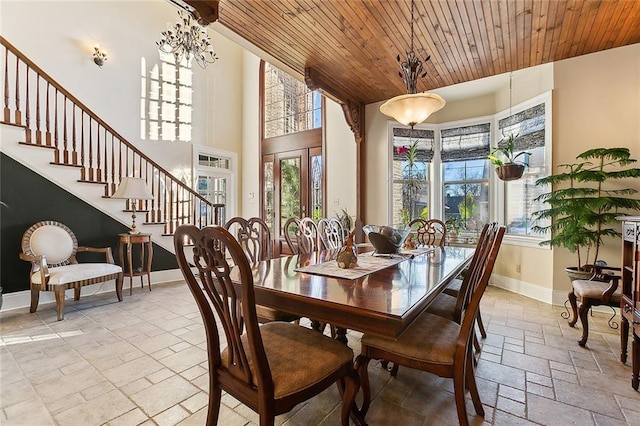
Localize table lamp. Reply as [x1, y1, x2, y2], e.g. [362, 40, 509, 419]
[111, 177, 154, 234]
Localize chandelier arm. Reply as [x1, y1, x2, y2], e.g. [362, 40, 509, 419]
[156, 10, 219, 69]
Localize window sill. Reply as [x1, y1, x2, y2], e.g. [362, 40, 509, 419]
[502, 234, 550, 249]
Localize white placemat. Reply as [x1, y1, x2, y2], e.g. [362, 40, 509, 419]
[294, 254, 407, 280]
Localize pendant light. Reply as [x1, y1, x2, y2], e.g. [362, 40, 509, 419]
[379, 0, 445, 127]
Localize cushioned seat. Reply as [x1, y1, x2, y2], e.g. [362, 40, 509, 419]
[444, 278, 462, 296]
[425, 292, 457, 321]
[20, 221, 123, 321]
[222, 321, 354, 398]
[254, 305, 300, 324]
[362, 313, 460, 365]
[31, 263, 122, 285]
[572, 279, 622, 302]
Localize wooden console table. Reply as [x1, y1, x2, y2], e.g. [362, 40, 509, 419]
[117, 233, 153, 295]
[619, 216, 640, 390]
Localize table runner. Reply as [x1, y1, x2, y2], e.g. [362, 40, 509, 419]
[294, 253, 407, 280]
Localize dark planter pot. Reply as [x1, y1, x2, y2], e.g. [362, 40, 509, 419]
[565, 266, 593, 281]
[495, 163, 525, 181]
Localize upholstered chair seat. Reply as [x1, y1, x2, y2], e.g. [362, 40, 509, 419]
[425, 292, 457, 321]
[572, 279, 622, 302]
[222, 321, 355, 399]
[361, 313, 460, 365]
[30, 263, 122, 285]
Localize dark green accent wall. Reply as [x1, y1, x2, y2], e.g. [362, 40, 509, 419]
[0, 152, 178, 294]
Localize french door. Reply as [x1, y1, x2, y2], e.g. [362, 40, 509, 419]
[263, 146, 323, 255]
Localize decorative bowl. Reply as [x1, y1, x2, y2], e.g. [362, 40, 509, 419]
[363, 224, 411, 254]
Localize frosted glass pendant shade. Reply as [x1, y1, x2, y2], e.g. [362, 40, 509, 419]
[380, 93, 446, 127]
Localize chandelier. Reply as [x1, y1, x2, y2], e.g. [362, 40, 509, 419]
[157, 11, 218, 69]
[380, 0, 445, 127]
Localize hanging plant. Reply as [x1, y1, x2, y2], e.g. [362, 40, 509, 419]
[488, 133, 530, 181]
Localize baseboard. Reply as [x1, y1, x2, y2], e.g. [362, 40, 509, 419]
[0, 269, 184, 313]
[490, 274, 554, 304]
[490, 274, 620, 314]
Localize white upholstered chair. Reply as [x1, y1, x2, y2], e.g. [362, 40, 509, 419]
[20, 221, 123, 320]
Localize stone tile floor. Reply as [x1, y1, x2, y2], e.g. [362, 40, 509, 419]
[1, 282, 638, 425]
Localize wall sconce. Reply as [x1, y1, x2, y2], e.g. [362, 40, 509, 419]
[93, 45, 108, 67]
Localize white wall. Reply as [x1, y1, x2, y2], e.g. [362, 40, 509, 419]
[241, 51, 261, 217]
[1, 0, 244, 200]
[325, 100, 357, 223]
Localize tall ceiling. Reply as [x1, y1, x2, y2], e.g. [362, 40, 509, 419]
[184, 0, 640, 105]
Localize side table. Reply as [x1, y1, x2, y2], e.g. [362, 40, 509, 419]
[117, 233, 153, 295]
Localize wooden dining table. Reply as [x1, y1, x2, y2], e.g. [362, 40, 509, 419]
[233, 246, 475, 342]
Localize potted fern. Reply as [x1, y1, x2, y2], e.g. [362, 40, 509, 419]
[532, 147, 640, 278]
[488, 133, 530, 181]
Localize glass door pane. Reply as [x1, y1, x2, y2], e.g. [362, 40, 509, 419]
[279, 156, 302, 226]
[310, 151, 323, 221]
[197, 174, 227, 225]
[263, 159, 275, 234]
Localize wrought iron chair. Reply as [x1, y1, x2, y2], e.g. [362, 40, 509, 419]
[174, 225, 359, 425]
[20, 221, 123, 320]
[356, 224, 505, 426]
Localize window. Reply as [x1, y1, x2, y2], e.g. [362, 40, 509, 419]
[391, 127, 434, 224]
[260, 61, 324, 254]
[441, 123, 491, 234]
[141, 52, 193, 142]
[496, 94, 551, 237]
[387, 92, 551, 245]
[263, 63, 321, 138]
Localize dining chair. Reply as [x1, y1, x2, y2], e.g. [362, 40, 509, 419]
[284, 217, 336, 337]
[224, 216, 274, 263]
[408, 218, 446, 247]
[284, 217, 320, 254]
[224, 216, 300, 324]
[174, 225, 359, 426]
[317, 217, 345, 250]
[387, 223, 500, 375]
[355, 224, 505, 426]
[427, 223, 499, 322]
[442, 223, 492, 340]
[566, 263, 622, 347]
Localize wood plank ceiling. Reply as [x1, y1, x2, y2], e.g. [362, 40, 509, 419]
[186, 0, 640, 106]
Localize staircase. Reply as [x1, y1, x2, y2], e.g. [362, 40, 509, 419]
[0, 36, 224, 252]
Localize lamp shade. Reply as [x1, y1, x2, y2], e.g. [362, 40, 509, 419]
[111, 177, 154, 200]
[379, 93, 446, 127]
